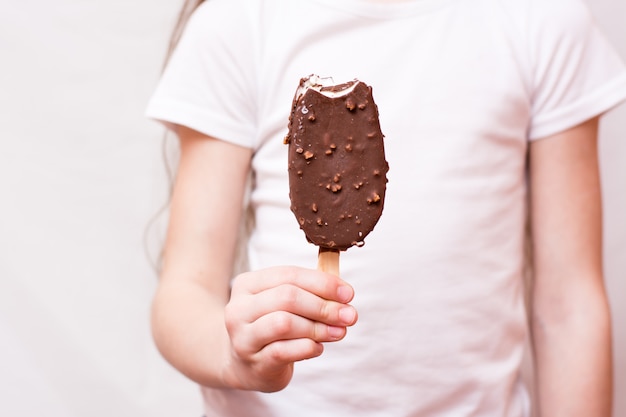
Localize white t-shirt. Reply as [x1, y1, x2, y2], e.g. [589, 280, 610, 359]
[146, 0, 626, 415]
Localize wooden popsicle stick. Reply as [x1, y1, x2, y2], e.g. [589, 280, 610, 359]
[317, 247, 340, 276]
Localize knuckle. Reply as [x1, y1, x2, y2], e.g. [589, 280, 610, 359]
[270, 312, 293, 337]
[267, 342, 288, 363]
[317, 300, 333, 320]
[276, 284, 300, 309]
[228, 332, 247, 357]
[223, 299, 244, 329]
[223, 303, 236, 331]
[312, 322, 325, 341]
[229, 272, 247, 294]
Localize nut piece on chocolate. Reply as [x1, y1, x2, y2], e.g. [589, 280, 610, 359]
[286, 75, 389, 251]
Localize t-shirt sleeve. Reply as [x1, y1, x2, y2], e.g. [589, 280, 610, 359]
[528, 0, 626, 140]
[145, 1, 257, 148]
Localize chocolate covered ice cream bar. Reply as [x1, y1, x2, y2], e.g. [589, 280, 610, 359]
[285, 75, 389, 262]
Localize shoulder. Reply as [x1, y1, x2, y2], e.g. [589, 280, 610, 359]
[175, 0, 264, 63]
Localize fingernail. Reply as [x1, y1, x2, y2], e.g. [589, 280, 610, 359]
[339, 307, 356, 324]
[328, 326, 345, 339]
[337, 285, 352, 302]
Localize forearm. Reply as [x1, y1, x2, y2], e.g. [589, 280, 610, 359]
[528, 117, 613, 416]
[531, 276, 613, 417]
[149, 129, 252, 388]
[151, 279, 233, 388]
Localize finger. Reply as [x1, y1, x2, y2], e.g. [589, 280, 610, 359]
[235, 311, 347, 354]
[257, 338, 325, 366]
[237, 283, 358, 327]
[232, 266, 354, 303]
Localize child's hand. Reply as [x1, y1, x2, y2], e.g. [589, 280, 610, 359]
[223, 266, 357, 392]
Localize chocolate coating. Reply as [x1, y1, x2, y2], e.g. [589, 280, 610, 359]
[286, 77, 389, 250]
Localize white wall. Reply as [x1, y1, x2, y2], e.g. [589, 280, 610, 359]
[0, 1, 623, 416]
[0, 1, 201, 416]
